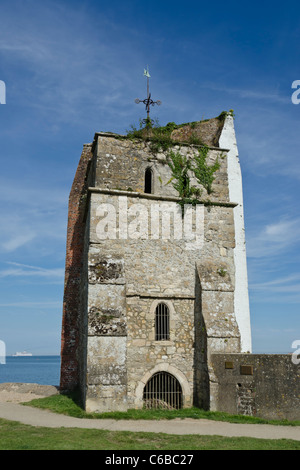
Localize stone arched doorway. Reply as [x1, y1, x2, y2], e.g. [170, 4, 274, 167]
[143, 371, 182, 409]
[135, 364, 191, 409]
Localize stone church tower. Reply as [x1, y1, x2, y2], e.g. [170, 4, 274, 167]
[60, 112, 252, 412]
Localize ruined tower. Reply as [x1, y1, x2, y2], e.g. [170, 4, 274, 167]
[60, 112, 252, 412]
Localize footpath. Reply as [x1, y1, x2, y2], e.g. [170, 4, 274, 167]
[0, 384, 299, 442]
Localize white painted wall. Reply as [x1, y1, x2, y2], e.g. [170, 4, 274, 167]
[219, 115, 252, 352]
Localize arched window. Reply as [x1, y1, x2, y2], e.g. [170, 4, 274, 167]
[155, 303, 170, 341]
[143, 371, 182, 409]
[144, 167, 153, 194]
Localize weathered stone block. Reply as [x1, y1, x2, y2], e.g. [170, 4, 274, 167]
[88, 284, 127, 336]
[88, 255, 125, 284]
[85, 384, 127, 412]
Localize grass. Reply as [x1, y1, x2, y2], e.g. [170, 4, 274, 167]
[0, 417, 299, 450]
[126, 120, 205, 154]
[24, 391, 300, 427]
[3, 392, 298, 450]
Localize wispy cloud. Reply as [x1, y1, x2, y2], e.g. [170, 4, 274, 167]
[0, 300, 61, 308]
[0, 262, 64, 279]
[247, 218, 300, 258]
[202, 82, 289, 105]
[2, 233, 36, 253]
[0, 178, 68, 254]
[0, 1, 146, 129]
[249, 273, 300, 303]
[251, 273, 300, 288]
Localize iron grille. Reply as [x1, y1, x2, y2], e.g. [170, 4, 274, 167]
[143, 372, 182, 409]
[155, 303, 170, 341]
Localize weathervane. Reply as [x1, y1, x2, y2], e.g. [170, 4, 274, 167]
[135, 66, 162, 126]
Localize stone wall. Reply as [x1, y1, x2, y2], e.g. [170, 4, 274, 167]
[83, 178, 238, 411]
[93, 132, 229, 202]
[211, 354, 300, 420]
[126, 296, 195, 408]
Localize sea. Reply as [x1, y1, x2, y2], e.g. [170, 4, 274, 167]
[0, 356, 61, 386]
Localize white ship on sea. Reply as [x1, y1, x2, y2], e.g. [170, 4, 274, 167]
[12, 351, 33, 357]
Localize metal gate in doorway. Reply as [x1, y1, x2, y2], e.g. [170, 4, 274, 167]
[143, 371, 182, 409]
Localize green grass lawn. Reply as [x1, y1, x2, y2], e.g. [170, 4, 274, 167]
[12, 392, 298, 450]
[24, 391, 300, 427]
[0, 417, 299, 450]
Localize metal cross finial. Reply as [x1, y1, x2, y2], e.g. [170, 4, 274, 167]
[135, 66, 162, 125]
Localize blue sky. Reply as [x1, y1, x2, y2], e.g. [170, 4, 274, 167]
[0, 0, 299, 355]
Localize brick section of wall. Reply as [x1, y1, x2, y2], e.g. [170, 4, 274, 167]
[60, 144, 93, 391]
[170, 117, 225, 147]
